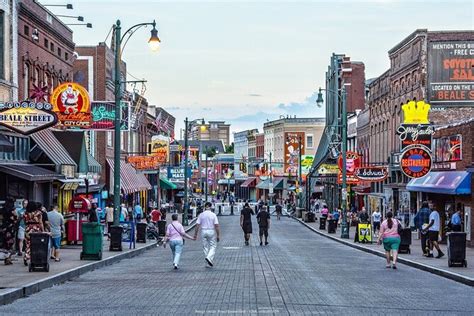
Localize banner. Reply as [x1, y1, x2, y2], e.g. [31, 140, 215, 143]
[434, 135, 462, 162]
[0, 102, 58, 135]
[90, 101, 130, 130]
[50, 82, 91, 129]
[428, 41, 474, 106]
[301, 155, 314, 175]
[284, 132, 305, 175]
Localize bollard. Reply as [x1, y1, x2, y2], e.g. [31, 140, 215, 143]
[218, 205, 222, 215]
[230, 204, 234, 215]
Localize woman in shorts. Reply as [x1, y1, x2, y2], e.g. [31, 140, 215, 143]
[377, 211, 401, 269]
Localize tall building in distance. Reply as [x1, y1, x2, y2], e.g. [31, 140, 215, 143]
[191, 120, 231, 146]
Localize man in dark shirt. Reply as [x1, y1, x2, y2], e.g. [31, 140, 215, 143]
[240, 203, 254, 246]
[275, 202, 283, 220]
[414, 201, 431, 256]
[256, 206, 271, 246]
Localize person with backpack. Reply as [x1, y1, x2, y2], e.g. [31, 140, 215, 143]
[163, 214, 195, 270]
[414, 201, 431, 256]
[377, 211, 401, 269]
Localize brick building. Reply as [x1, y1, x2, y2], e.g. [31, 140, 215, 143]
[0, 0, 18, 102]
[191, 120, 231, 146]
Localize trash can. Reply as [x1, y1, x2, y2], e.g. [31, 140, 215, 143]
[399, 228, 411, 254]
[157, 220, 167, 237]
[447, 232, 467, 267]
[136, 222, 147, 243]
[109, 225, 123, 251]
[29, 233, 50, 272]
[319, 217, 326, 230]
[327, 219, 337, 233]
[81, 222, 103, 260]
[307, 212, 315, 223]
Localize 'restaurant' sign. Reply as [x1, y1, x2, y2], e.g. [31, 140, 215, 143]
[0, 102, 58, 135]
[428, 41, 474, 106]
[51, 82, 91, 129]
[355, 167, 389, 182]
[400, 146, 432, 178]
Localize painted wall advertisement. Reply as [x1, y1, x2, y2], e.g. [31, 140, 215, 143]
[284, 132, 305, 175]
[301, 155, 314, 176]
[337, 151, 360, 184]
[51, 82, 91, 128]
[433, 134, 462, 162]
[428, 41, 474, 106]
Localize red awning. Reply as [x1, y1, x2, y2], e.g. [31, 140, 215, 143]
[241, 177, 257, 188]
[107, 158, 152, 194]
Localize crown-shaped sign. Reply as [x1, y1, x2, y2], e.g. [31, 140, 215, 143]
[401, 101, 430, 124]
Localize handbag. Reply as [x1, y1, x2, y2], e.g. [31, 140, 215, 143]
[170, 223, 185, 244]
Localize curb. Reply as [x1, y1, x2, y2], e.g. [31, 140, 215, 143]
[0, 221, 197, 306]
[292, 216, 474, 287]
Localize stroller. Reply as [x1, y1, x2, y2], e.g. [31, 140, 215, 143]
[146, 218, 165, 246]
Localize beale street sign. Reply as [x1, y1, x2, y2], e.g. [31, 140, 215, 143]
[355, 167, 389, 182]
[0, 102, 58, 135]
[400, 146, 433, 178]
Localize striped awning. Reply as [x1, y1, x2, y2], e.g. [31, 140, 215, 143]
[30, 130, 77, 167]
[87, 152, 102, 173]
[107, 158, 152, 194]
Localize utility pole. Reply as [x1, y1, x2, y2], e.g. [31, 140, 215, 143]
[269, 152, 273, 206]
[340, 88, 349, 238]
[205, 145, 208, 202]
[182, 117, 189, 226]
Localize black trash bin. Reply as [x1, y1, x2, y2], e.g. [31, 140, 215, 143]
[327, 219, 337, 233]
[319, 217, 326, 230]
[157, 220, 167, 237]
[29, 233, 50, 272]
[447, 232, 467, 267]
[109, 225, 123, 251]
[399, 228, 411, 254]
[136, 223, 147, 243]
[307, 212, 315, 223]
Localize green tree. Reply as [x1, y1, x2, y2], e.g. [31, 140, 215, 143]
[225, 142, 234, 153]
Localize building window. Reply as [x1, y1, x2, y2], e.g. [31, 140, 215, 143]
[65, 52, 69, 61]
[57, 47, 61, 57]
[50, 42, 54, 52]
[306, 135, 314, 148]
[0, 11, 4, 80]
[44, 38, 49, 48]
[23, 63, 29, 99]
[107, 132, 113, 147]
[24, 24, 29, 36]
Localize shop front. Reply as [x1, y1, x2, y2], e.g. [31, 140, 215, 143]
[240, 177, 257, 201]
[407, 171, 472, 245]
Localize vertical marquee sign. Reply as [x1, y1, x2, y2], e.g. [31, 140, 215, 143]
[284, 132, 305, 175]
[398, 101, 434, 178]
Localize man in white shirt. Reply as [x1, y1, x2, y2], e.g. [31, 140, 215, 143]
[372, 209, 382, 237]
[423, 207, 444, 258]
[194, 202, 220, 267]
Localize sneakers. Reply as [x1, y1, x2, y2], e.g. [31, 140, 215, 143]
[265, 241, 269, 246]
[392, 264, 397, 270]
[205, 258, 214, 267]
[436, 252, 445, 259]
[260, 242, 263, 246]
[426, 254, 434, 258]
[174, 264, 178, 270]
[245, 241, 249, 246]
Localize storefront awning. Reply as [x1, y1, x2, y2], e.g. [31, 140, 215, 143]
[0, 134, 14, 153]
[30, 130, 77, 168]
[407, 171, 471, 195]
[107, 158, 152, 194]
[160, 177, 177, 190]
[256, 178, 284, 190]
[240, 177, 257, 188]
[218, 179, 235, 185]
[87, 152, 102, 174]
[0, 164, 64, 181]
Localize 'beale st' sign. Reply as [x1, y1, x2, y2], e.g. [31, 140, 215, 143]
[0, 102, 58, 135]
[400, 146, 432, 178]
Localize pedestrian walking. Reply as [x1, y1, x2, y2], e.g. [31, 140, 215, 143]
[1, 197, 17, 265]
[372, 208, 382, 237]
[321, 205, 329, 218]
[414, 202, 431, 256]
[240, 202, 254, 246]
[450, 210, 462, 232]
[150, 207, 162, 223]
[16, 199, 28, 256]
[194, 202, 220, 267]
[422, 207, 445, 258]
[134, 202, 143, 222]
[163, 214, 195, 269]
[105, 203, 114, 239]
[275, 202, 282, 220]
[23, 202, 45, 266]
[120, 204, 128, 222]
[256, 205, 271, 246]
[48, 206, 64, 262]
[88, 203, 99, 223]
[377, 211, 401, 269]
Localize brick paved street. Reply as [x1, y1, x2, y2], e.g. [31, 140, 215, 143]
[1, 215, 473, 315]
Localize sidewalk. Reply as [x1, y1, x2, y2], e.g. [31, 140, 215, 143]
[0, 214, 196, 305]
[293, 215, 474, 286]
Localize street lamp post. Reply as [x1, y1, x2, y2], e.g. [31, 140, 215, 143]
[112, 20, 160, 227]
[182, 117, 205, 225]
[205, 145, 209, 203]
[316, 86, 349, 239]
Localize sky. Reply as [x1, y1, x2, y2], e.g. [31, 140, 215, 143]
[42, 0, 474, 140]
